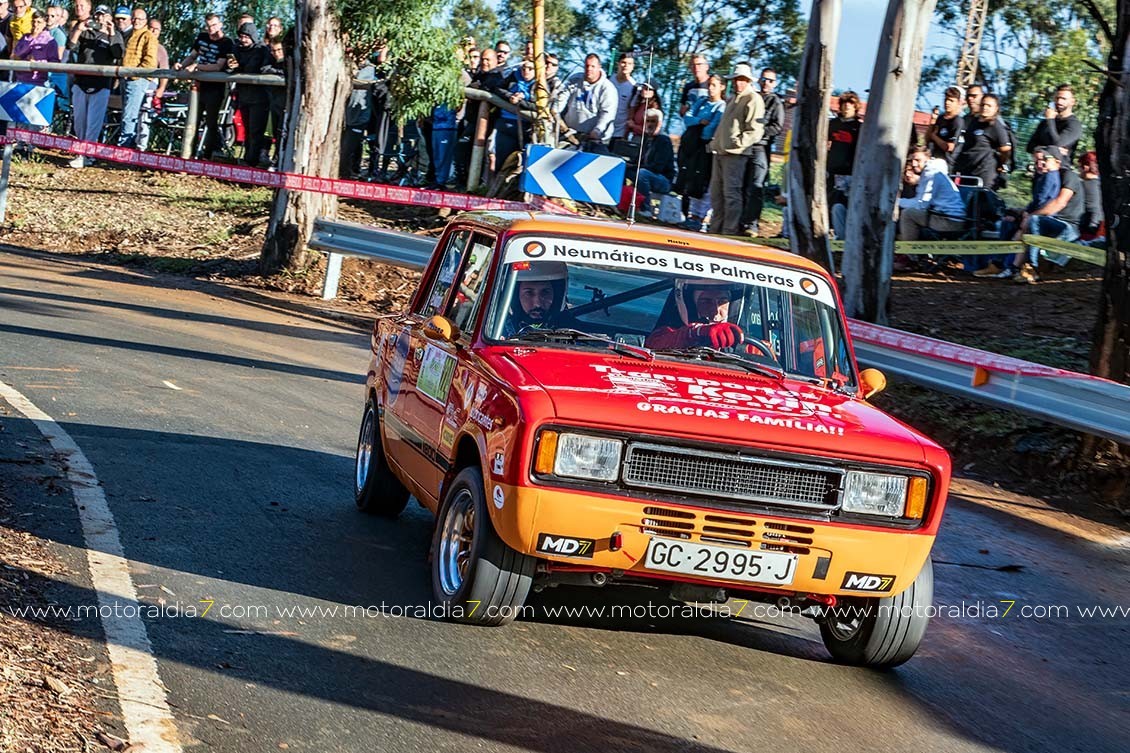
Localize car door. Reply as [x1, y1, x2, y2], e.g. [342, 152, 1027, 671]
[397, 229, 497, 504]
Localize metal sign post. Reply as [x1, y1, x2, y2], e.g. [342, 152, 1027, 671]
[0, 82, 56, 223]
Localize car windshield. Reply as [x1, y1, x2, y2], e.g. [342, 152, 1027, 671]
[483, 234, 856, 388]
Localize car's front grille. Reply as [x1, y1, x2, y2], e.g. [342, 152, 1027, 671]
[623, 442, 842, 512]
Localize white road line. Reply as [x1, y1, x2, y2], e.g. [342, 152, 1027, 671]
[0, 379, 182, 753]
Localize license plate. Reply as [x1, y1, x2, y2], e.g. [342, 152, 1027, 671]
[644, 538, 798, 586]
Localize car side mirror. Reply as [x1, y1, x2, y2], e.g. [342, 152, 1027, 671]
[859, 368, 886, 400]
[423, 315, 460, 344]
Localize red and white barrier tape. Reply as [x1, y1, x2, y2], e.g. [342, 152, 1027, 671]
[848, 319, 1100, 380]
[3, 127, 574, 215]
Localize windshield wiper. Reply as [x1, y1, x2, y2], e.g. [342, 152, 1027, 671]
[654, 346, 785, 380]
[512, 328, 653, 361]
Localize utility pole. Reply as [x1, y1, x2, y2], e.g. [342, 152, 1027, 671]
[956, 0, 989, 86]
[840, 0, 937, 323]
[532, 0, 549, 144]
[787, 0, 841, 269]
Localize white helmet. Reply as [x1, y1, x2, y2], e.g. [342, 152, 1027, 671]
[674, 278, 740, 325]
[515, 261, 568, 283]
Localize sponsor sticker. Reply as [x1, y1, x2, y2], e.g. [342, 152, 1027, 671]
[416, 344, 457, 404]
[440, 425, 455, 450]
[840, 572, 896, 592]
[492, 452, 505, 475]
[503, 237, 837, 308]
[536, 533, 596, 559]
[492, 485, 505, 510]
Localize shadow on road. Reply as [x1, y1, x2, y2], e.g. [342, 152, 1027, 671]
[2, 413, 1128, 752]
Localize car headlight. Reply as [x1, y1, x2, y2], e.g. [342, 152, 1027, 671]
[842, 471, 909, 517]
[535, 431, 622, 482]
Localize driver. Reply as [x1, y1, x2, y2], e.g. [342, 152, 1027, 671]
[502, 261, 569, 337]
[645, 279, 745, 349]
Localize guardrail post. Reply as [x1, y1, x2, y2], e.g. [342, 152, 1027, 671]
[0, 122, 11, 224]
[322, 252, 343, 300]
[466, 101, 490, 192]
[181, 85, 199, 159]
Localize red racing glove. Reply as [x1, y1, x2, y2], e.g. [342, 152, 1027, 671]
[691, 322, 744, 348]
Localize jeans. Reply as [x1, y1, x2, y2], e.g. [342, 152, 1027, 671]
[118, 78, 150, 147]
[198, 83, 227, 158]
[136, 92, 156, 151]
[636, 168, 671, 202]
[71, 86, 110, 143]
[493, 118, 524, 170]
[708, 153, 749, 235]
[1027, 215, 1079, 266]
[740, 145, 770, 228]
[431, 127, 457, 185]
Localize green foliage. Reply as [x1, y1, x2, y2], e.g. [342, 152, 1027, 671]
[497, 0, 602, 65]
[601, 0, 805, 111]
[448, 0, 500, 49]
[337, 0, 466, 122]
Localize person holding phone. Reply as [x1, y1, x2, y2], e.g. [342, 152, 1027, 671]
[66, 5, 123, 167]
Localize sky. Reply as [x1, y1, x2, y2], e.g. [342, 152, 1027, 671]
[829, 0, 957, 106]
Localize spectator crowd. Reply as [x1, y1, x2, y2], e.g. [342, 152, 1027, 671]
[0, 5, 1103, 282]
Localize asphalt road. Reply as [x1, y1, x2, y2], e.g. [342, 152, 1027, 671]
[2, 247, 1128, 753]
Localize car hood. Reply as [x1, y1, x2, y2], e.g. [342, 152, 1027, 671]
[490, 346, 929, 465]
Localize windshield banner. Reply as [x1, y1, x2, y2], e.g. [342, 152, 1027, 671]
[503, 236, 837, 308]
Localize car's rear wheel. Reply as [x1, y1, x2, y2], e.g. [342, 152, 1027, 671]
[354, 398, 409, 517]
[819, 556, 933, 668]
[432, 467, 535, 626]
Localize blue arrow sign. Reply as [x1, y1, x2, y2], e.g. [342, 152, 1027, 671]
[521, 144, 626, 206]
[0, 82, 56, 127]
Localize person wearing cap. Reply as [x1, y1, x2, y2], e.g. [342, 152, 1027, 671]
[925, 86, 965, 171]
[739, 67, 785, 236]
[626, 80, 660, 139]
[117, 6, 158, 148]
[231, 22, 271, 167]
[175, 13, 235, 160]
[707, 62, 765, 236]
[112, 4, 129, 37]
[67, 5, 124, 167]
[1008, 145, 1083, 283]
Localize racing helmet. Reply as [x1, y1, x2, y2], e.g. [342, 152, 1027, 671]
[673, 277, 743, 325]
[510, 261, 569, 320]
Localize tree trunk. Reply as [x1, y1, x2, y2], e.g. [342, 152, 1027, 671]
[787, 0, 841, 270]
[840, 0, 937, 323]
[260, 0, 351, 274]
[1090, 3, 1130, 387]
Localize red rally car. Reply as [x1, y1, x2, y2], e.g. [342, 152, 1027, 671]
[354, 212, 951, 667]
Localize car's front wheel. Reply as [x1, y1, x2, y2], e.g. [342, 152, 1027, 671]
[431, 467, 536, 626]
[354, 398, 409, 518]
[818, 556, 933, 668]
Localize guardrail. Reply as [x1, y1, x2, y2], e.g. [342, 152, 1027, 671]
[758, 234, 1107, 267]
[308, 217, 1130, 443]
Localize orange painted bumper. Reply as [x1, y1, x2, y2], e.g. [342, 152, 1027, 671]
[491, 483, 935, 597]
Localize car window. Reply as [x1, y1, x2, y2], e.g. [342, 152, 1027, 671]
[418, 230, 471, 318]
[447, 234, 495, 335]
[485, 234, 854, 387]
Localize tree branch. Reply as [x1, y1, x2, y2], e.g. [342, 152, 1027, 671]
[1075, 0, 1114, 46]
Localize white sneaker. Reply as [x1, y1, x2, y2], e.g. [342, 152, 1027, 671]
[68, 155, 86, 169]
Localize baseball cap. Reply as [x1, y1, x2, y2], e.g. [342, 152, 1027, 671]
[114, 5, 130, 17]
[93, 5, 112, 15]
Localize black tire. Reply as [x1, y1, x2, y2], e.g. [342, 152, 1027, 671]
[819, 556, 933, 668]
[354, 397, 409, 517]
[431, 467, 536, 626]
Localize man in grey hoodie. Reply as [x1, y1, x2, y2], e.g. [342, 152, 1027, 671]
[555, 53, 617, 153]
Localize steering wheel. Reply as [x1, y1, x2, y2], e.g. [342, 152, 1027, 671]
[740, 338, 781, 365]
